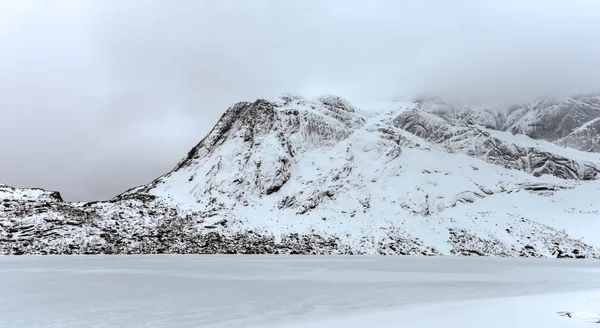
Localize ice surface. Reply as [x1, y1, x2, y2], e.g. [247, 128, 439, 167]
[2, 256, 600, 327]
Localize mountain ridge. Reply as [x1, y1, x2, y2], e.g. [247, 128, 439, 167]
[2, 94, 600, 257]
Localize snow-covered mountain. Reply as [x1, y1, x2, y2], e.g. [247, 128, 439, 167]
[3, 94, 600, 257]
[417, 93, 600, 152]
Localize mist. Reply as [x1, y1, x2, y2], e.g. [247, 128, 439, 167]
[2, 0, 600, 201]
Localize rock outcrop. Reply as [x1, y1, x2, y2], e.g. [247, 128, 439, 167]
[3, 94, 600, 257]
[415, 93, 600, 153]
[393, 109, 597, 180]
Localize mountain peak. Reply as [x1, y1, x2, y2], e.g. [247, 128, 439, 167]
[3, 93, 600, 257]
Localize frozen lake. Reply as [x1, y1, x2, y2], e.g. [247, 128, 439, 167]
[2, 255, 600, 327]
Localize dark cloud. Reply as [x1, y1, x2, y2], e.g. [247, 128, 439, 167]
[1, 0, 600, 200]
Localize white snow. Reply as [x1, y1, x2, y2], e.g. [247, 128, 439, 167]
[4, 95, 600, 256]
[441, 179, 600, 246]
[574, 117, 600, 133]
[2, 256, 600, 328]
[487, 128, 600, 165]
[0, 184, 59, 201]
[271, 291, 600, 328]
[84, 95, 599, 256]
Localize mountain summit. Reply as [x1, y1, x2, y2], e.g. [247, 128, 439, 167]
[2, 94, 600, 257]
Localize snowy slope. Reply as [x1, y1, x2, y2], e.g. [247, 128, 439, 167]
[416, 93, 600, 152]
[3, 256, 600, 328]
[0, 184, 63, 202]
[2, 94, 600, 257]
[556, 117, 600, 152]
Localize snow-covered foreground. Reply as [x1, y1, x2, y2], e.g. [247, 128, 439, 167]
[1, 256, 600, 327]
[5, 95, 600, 257]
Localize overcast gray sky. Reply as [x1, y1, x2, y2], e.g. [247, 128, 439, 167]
[1, 0, 600, 201]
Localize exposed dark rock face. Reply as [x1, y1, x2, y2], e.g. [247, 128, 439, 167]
[0, 194, 443, 256]
[4, 191, 596, 257]
[177, 99, 279, 170]
[416, 93, 600, 153]
[448, 229, 512, 257]
[2, 95, 600, 257]
[556, 118, 600, 153]
[393, 109, 598, 180]
[505, 94, 600, 142]
[448, 219, 600, 259]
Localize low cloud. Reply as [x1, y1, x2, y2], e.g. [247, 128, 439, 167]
[1, 0, 600, 200]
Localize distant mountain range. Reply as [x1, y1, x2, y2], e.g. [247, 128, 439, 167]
[3, 94, 600, 257]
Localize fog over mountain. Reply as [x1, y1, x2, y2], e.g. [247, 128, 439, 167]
[2, 0, 600, 201]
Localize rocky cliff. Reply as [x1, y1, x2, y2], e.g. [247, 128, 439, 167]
[3, 94, 600, 257]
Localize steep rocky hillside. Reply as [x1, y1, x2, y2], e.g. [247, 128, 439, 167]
[416, 93, 600, 153]
[2, 94, 600, 257]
